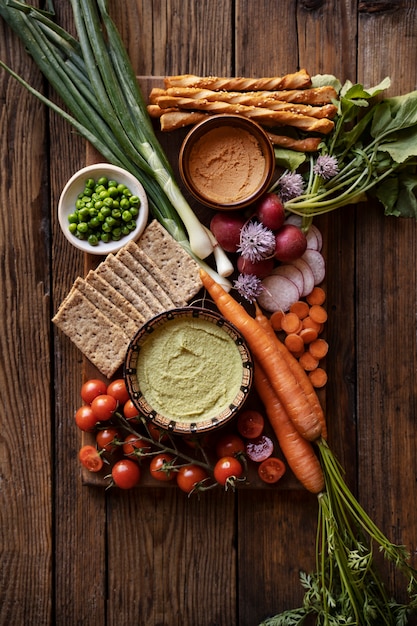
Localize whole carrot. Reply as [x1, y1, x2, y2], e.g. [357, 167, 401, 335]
[199, 269, 322, 441]
[254, 303, 327, 439]
[254, 364, 324, 494]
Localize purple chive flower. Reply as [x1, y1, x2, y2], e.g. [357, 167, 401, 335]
[278, 172, 304, 202]
[237, 221, 275, 262]
[313, 154, 339, 180]
[234, 273, 263, 303]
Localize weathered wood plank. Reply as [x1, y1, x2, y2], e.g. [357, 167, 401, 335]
[356, 0, 417, 603]
[0, 13, 53, 626]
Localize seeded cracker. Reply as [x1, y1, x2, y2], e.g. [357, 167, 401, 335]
[116, 247, 175, 309]
[84, 270, 146, 327]
[138, 220, 202, 301]
[52, 288, 129, 378]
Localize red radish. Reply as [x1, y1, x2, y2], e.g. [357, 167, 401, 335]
[255, 193, 285, 231]
[274, 224, 307, 262]
[210, 212, 246, 253]
[245, 435, 274, 463]
[237, 255, 274, 277]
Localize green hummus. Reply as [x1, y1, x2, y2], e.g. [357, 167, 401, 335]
[136, 316, 243, 422]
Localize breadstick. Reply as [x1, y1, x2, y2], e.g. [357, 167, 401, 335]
[147, 104, 179, 117]
[164, 69, 312, 91]
[154, 97, 334, 134]
[159, 111, 209, 131]
[266, 133, 322, 152]
[157, 85, 338, 105]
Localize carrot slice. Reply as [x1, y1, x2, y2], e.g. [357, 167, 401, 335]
[299, 351, 319, 372]
[299, 327, 319, 344]
[284, 333, 304, 354]
[302, 316, 322, 333]
[289, 300, 310, 319]
[308, 368, 328, 388]
[270, 310, 284, 331]
[281, 312, 302, 334]
[309, 304, 328, 324]
[309, 338, 329, 360]
[306, 286, 326, 306]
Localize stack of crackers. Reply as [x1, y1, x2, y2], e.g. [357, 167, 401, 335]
[53, 220, 202, 378]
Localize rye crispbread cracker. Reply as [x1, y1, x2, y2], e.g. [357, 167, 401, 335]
[52, 287, 129, 378]
[138, 220, 202, 301]
[123, 241, 187, 307]
[85, 270, 146, 326]
[116, 247, 175, 309]
[74, 275, 139, 337]
[104, 254, 165, 314]
[94, 260, 155, 318]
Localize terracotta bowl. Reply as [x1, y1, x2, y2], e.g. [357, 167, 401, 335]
[179, 114, 275, 210]
[124, 307, 254, 435]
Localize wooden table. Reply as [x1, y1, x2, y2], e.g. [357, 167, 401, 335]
[1, 2, 417, 625]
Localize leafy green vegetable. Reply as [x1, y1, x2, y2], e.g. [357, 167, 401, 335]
[272, 75, 417, 220]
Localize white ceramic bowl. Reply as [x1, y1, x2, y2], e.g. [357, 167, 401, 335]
[58, 163, 149, 255]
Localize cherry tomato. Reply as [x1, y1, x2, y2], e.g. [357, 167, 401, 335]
[215, 433, 245, 458]
[111, 459, 141, 489]
[213, 456, 243, 486]
[80, 378, 107, 404]
[107, 378, 130, 405]
[258, 457, 286, 484]
[75, 404, 98, 432]
[79, 445, 103, 472]
[91, 394, 118, 421]
[237, 409, 265, 439]
[122, 434, 151, 460]
[96, 427, 120, 453]
[176, 465, 209, 494]
[123, 399, 139, 420]
[149, 453, 175, 482]
[245, 435, 274, 463]
[146, 421, 169, 443]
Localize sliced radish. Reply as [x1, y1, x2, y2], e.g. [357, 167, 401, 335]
[284, 214, 302, 228]
[302, 249, 326, 285]
[258, 274, 300, 312]
[290, 258, 315, 297]
[309, 224, 323, 252]
[271, 264, 304, 298]
[306, 227, 319, 251]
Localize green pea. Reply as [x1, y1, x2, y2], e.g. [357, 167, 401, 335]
[108, 179, 117, 188]
[97, 176, 108, 186]
[97, 211, 105, 222]
[101, 206, 111, 218]
[75, 199, 84, 210]
[120, 197, 130, 210]
[103, 197, 113, 208]
[69, 223, 77, 234]
[112, 228, 122, 240]
[111, 208, 121, 219]
[88, 234, 99, 246]
[108, 186, 118, 197]
[94, 200, 104, 210]
[89, 217, 101, 229]
[99, 189, 109, 199]
[102, 222, 112, 233]
[122, 210, 132, 222]
[129, 206, 139, 217]
[78, 207, 90, 220]
[85, 177, 95, 189]
[100, 232, 110, 243]
[68, 212, 79, 224]
[83, 187, 93, 197]
[77, 222, 89, 233]
[105, 216, 117, 228]
[121, 225, 130, 236]
[126, 220, 136, 231]
[129, 195, 140, 206]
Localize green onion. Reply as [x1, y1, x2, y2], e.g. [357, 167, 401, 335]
[0, 0, 219, 269]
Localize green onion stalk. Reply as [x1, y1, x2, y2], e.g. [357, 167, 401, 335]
[270, 75, 417, 226]
[0, 0, 232, 288]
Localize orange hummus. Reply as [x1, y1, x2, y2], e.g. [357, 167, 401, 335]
[188, 125, 266, 204]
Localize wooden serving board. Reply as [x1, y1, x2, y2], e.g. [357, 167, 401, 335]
[80, 77, 326, 490]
